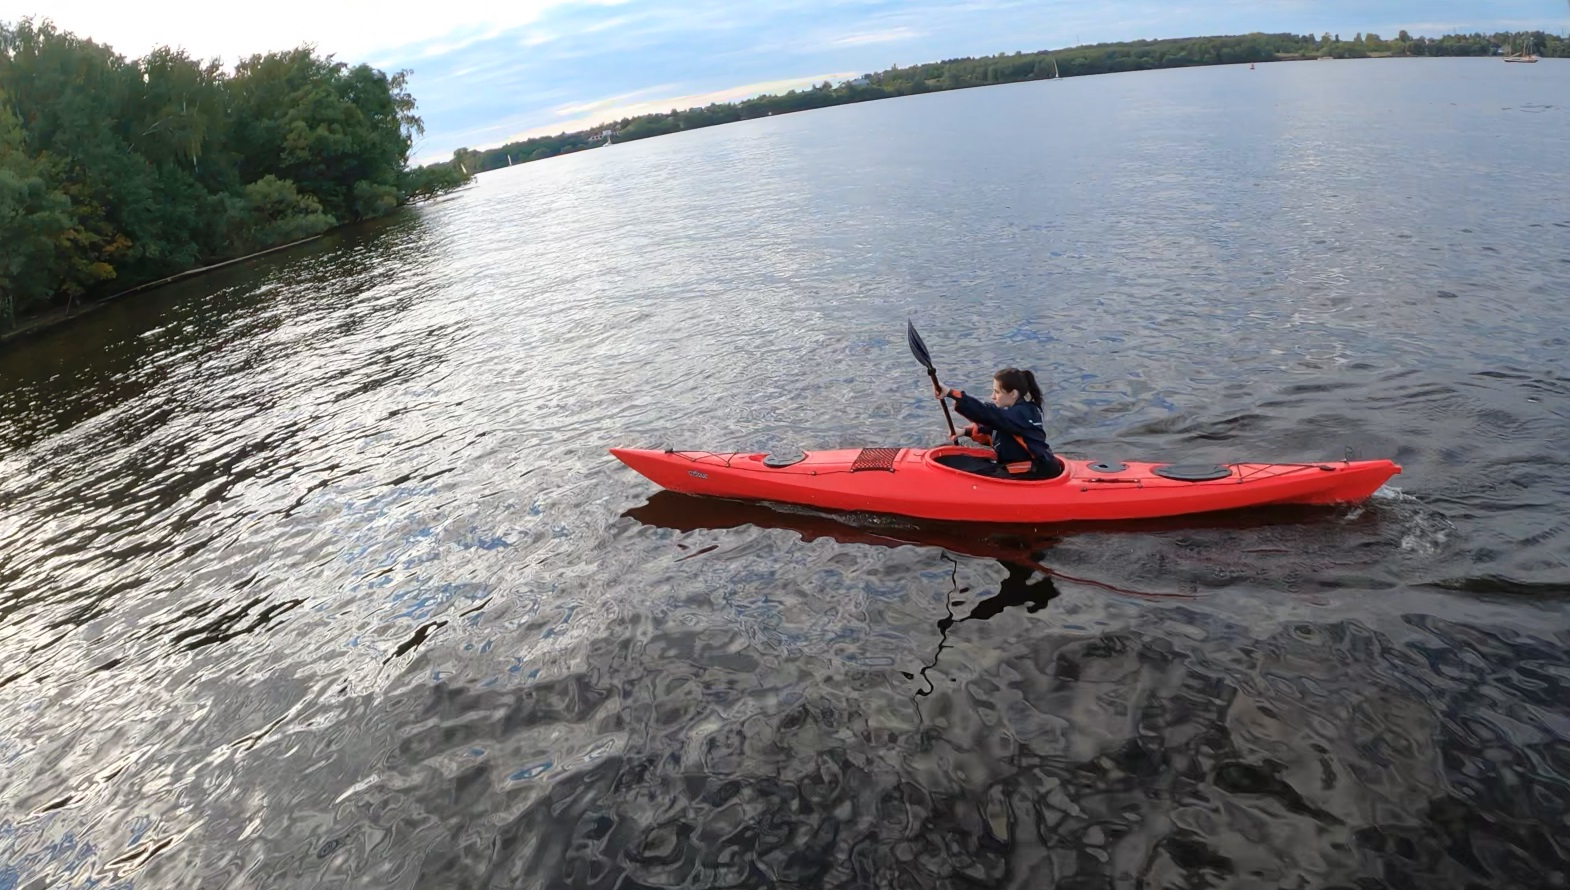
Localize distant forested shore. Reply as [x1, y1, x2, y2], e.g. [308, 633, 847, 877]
[1, 19, 470, 336]
[447, 30, 1566, 174]
[6, 20, 1561, 338]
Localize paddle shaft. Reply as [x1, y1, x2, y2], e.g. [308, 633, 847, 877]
[906, 321, 958, 439]
[928, 369, 957, 437]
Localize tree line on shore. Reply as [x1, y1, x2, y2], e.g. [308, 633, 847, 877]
[448, 29, 1566, 173]
[1, 19, 470, 331]
[7, 20, 1560, 332]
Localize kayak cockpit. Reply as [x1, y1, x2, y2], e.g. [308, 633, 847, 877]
[923, 446, 1072, 485]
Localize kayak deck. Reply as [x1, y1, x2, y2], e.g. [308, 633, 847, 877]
[610, 446, 1401, 524]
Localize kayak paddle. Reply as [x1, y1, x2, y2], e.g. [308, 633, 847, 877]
[907, 320, 957, 438]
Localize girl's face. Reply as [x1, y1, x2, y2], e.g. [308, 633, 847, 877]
[991, 379, 1019, 408]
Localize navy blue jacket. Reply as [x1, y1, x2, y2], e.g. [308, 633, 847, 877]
[948, 390, 1057, 470]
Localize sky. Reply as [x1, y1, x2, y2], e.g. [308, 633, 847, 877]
[7, 1, 1568, 164]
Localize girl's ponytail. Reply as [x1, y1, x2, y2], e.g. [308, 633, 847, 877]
[994, 367, 1045, 405]
[1021, 369, 1044, 406]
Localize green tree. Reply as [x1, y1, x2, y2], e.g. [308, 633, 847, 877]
[132, 47, 227, 175]
[400, 160, 470, 201]
[228, 49, 421, 223]
[0, 89, 73, 326]
[221, 174, 335, 252]
[1, 17, 433, 331]
[1, 20, 148, 293]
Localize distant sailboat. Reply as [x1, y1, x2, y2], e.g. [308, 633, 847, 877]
[1503, 35, 1539, 62]
[1051, 56, 1060, 80]
[507, 155, 513, 166]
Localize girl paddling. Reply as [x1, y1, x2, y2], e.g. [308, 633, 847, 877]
[935, 368, 1064, 480]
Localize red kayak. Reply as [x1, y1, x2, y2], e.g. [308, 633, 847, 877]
[610, 445, 1401, 523]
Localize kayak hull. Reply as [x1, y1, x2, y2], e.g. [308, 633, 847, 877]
[609, 446, 1401, 524]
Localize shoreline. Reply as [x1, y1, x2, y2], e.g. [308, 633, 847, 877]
[453, 23, 1566, 176]
[1, 186, 473, 351]
[0, 235, 324, 349]
[463, 52, 1520, 174]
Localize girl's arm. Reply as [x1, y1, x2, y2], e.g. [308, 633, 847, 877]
[947, 390, 1033, 435]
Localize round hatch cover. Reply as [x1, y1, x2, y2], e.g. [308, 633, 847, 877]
[1085, 461, 1128, 473]
[762, 450, 807, 468]
[1152, 463, 1233, 482]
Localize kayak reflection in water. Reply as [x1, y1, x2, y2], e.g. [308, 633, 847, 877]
[934, 367, 1066, 480]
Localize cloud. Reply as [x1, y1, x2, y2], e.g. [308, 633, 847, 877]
[494, 70, 860, 144]
[415, 26, 512, 60]
[579, 13, 647, 35]
[829, 26, 921, 48]
[552, 85, 682, 118]
[3, 0, 595, 63]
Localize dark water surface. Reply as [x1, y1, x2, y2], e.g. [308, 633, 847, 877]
[3, 58, 1570, 888]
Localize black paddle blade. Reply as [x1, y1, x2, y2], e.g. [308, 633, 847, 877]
[907, 320, 935, 370]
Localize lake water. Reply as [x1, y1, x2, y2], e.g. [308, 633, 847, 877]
[2, 57, 1568, 888]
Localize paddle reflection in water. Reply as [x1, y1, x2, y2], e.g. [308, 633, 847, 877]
[907, 554, 1063, 698]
